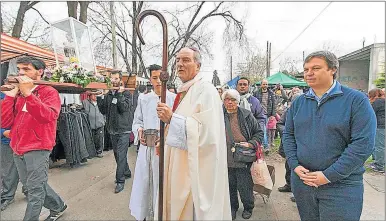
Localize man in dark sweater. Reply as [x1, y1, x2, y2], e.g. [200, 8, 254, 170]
[283, 51, 376, 221]
[98, 71, 134, 193]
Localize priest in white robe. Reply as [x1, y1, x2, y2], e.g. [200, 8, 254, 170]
[156, 47, 232, 220]
[129, 65, 176, 221]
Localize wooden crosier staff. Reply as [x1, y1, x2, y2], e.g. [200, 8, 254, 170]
[135, 10, 168, 221]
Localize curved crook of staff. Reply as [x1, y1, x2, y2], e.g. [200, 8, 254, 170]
[135, 10, 168, 221]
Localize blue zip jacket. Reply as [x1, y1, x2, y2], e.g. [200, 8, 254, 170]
[283, 81, 376, 183]
[1, 128, 10, 145]
[1, 93, 10, 145]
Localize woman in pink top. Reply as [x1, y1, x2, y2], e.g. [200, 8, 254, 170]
[267, 113, 280, 149]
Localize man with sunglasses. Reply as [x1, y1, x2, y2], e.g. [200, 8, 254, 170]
[236, 77, 265, 132]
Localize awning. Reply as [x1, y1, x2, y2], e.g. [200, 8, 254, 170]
[255, 72, 308, 87]
[1, 33, 115, 73]
[1, 33, 65, 67]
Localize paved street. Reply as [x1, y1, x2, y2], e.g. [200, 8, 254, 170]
[1, 146, 384, 220]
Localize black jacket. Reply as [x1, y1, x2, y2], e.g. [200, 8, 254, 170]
[372, 98, 385, 129]
[253, 88, 276, 117]
[277, 109, 287, 158]
[97, 90, 136, 134]
[223, 107, 264, 168]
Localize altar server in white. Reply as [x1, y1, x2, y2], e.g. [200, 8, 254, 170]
[129, 64, 176, 221]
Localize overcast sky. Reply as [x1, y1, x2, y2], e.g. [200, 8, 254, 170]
[2, 1, 385, 84]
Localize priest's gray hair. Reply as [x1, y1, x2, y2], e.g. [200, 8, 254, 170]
[304, 51, 339, 79]
[221, 89, 240, 104]
[188, 47, 201, 67]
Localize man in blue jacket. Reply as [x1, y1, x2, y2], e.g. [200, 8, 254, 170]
[0, 93, 26, 211]
[236, 77, 266, 130]
[283, 51, 376, 221]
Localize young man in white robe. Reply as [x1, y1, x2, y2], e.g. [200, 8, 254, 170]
[129, 64, 176, 221]
[156, 47, 232, 220]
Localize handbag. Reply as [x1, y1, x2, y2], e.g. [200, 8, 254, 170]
[225, 113, 257, 163]
[251, 146, 275, 203]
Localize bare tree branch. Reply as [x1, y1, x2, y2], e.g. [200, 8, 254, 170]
[30, 7, 50, 24]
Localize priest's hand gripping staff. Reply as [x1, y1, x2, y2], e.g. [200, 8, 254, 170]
[135, 10, 169, 221]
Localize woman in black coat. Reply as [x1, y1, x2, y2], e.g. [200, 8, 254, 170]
[222, 89, 263, 220]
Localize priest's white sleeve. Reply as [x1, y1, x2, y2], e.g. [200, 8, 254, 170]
[166, 113, 188, 150]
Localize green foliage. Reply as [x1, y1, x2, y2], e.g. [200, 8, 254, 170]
[374, 72, 385, 89]
[44, 63, 111, 88]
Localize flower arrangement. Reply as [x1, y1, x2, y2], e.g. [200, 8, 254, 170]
[43, 57, 111, 87]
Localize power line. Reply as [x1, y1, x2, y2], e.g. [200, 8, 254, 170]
[272, 2, 333, 63]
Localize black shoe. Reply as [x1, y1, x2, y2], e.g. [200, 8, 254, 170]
[278, 184, 291, 192]
[242, 210, 252, 219]
[22, 186, 28, 197]
[96, 153, 103, 158]
[44, 203, 67, 221]
[290, 196, 296, 202]
[1, 198, 15, 211]
[231, 210, 237, 220]
[115, 183, 124, 193]
[125, 170, 132, 179]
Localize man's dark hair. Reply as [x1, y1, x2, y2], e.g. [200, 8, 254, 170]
[237, 77, 250, 85]
[138, 85, 147, 93]
[16, 56, 46, 71]
[148, 64, 162, 77]
[304, 51, 339, 79]
[110, 70, 123, 79]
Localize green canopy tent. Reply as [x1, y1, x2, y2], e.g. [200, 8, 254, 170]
[255, 72, 308, 87]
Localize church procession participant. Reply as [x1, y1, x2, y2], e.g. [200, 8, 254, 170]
[156, 47, 232, 220]
[97, 71, 134, 194]
[1, 56, 67, 221]
[129, 64, 176, 221]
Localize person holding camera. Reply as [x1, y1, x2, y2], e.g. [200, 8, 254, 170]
[222, 89, 263, 220]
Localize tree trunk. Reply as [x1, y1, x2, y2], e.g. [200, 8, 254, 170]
[0, 3, 3, 33]
[12, 1, 29, 38]
[67, 1, 78, 19]
[79, 1, 90, 24]
[131, 1, 138, 75]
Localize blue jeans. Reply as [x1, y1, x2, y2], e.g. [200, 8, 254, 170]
[291, 173, 363, 221]
[262, 120, 269, 148]
[373, 128, 385, 170]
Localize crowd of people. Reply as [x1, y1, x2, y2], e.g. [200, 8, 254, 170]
[0, 48, 384, 221]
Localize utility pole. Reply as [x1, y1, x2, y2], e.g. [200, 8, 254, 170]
[268, 42, 271, 77]
[266, 41, 271, 77]
[362, 37, 365, 48]
[110, 1, 118, 69]
[266, 41, 269, 77]
[230, 55, 233, 80]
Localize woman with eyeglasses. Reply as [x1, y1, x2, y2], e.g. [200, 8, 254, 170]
[222, 89, 263, 220]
